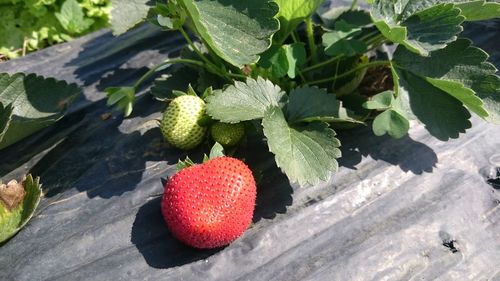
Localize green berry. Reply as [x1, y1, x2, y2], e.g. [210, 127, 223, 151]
[211, 122, 245, 147]
[161, 95, 207, 150]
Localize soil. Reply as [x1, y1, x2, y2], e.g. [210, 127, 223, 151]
[359, 65, 394, 97]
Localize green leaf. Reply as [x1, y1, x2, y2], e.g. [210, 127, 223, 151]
[362, 91, 411, 138]
[157, 16, 175, 29]
[287, 87, 339, 123]
[209, 142, 225, 159]
[287, 86, 361, 124]
[455, 1, 500, 21]
[206, 77, 287, 123]
[393, 38, 500, 123]
[259, 46, 289, 78]
[259, 43, 307, 79]
[55, 0, 95, 34]
[363, 91, 394, 110]
[0, 175, 42, 243]
[322, 20, 367, 56]
[377, 0, 500, 22]
[372, 109, 410, 139]
[178, 0, 280, 67]
[321, 9, 373, 30]
[284, 43, 307, 79]
[153, 1, 187, 30]
[322, 20, 362, 44]
[262, 107, 341, 186]
[396, 70, 472, 140]
[105, 87, 136, 117]
[110, 0, 154, 35]
[426, 78, 488, 118]
[0, 73, 81, 150]
[336, 10, 373, 27]
[371, 2, 465, 56]
[176, 157, 196, 171]
[0, 102, 13, 143]
[273, 0, 324, 43]
[1, 0, 109, 59]
[325, 39, 367, 57]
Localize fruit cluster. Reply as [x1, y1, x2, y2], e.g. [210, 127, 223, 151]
[160, 93, 253, 249]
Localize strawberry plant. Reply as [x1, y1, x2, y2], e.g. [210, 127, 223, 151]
[0, 0, 111, 59]
[106, 0, 500, 187]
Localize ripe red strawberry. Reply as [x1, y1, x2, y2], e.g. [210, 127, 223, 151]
[161, 156, 256, 249]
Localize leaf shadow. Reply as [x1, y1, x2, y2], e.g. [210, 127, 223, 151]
[0, 110, 87, 178]
[25, 96, 180, 199]
[131, 196, 223, 269]
[235, 137, 294, 223]
[64, 24, 186, 88]
[337, 126, 438, 174]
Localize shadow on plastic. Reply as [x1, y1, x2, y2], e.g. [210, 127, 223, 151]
[64, 24, 185, 88]
[24, 97, 178, 199]
[338, 126, 438, 174]
[131, 197, 223, 269]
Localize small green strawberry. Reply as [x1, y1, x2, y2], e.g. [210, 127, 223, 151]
[210, 122, 245, 147]
[160, 95, 207, 150]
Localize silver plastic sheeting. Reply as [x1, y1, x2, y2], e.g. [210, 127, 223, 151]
[0, 18, 499, 281]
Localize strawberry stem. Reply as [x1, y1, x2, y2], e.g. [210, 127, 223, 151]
[305, 17, 318, 65]
[179, 26, 234, 81]
[133, 58, 205, 89]
[302, 55, 343, 73]
[306, 60, 391, 86]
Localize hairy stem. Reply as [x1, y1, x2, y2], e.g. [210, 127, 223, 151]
[179, 26, 212, 66]
[305, 17, 318, 65]
[302, 55, 342, 73]
[133, 58, 205, 89]
[179, 27, 233, 80]
[307, 60, 391, 86]
[227, 72, 248, 79]
[358, 30, 380, 43]
[291, 31, 300, 43]
[350, 0, 359, 10]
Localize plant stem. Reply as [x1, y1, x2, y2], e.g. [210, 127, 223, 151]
[350, 0, 358, 10]
[298, 70, 307, 83]
[305, 17, 318, 65]
[291, 31, 300, 43]
[302, 55, 342, 73]
[365, 34, 385, 46]
[332, 59, 341, 90]
[307, 60, 391, 86]
[179, 27, 212, 66]
[133, 58, 205, 89]
[179, 26, 244, 80]
[358, 30, 379, 43]
[227, 72, 248, 79]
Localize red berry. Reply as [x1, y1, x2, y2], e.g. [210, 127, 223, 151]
[161, 157, 256, 249]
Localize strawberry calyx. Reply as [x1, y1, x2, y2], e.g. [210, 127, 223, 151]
[175, 142, 226, 173]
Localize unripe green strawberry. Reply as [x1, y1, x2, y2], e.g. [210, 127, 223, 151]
[160, 95, 207, 150]
[210, 122, 245, 147]
[161, 156, 256, 249]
